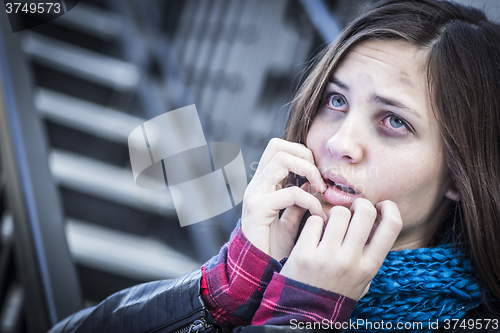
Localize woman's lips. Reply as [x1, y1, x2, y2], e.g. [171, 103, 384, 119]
[322, 179, 360, 206]
[326, 179, 358, 194]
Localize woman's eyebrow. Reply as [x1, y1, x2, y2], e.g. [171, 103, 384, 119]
[373, 95, 422, 119]
[329, 77, 349, 92]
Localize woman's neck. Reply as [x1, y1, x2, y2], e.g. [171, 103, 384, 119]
[391, 196, 453, 251]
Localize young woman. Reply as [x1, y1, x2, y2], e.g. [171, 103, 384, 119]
[49, 0, 500, 332]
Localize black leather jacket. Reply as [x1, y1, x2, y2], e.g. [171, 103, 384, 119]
[48, 270, 222, 333]
[47, 269, 499, 333]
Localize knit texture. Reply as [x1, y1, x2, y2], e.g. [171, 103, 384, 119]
[347, 243, 482, 332]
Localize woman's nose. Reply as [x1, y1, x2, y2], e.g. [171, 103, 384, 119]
[325, 119, 364, 163]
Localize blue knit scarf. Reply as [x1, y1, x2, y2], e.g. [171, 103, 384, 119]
[346, 244, 482, 332]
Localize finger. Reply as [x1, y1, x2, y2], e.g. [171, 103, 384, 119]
[254, 151, 327, 193]
[294, 215, 324, 251]
[280, 205, 307, 223]
[363, 200, 403, 263]
[280, 205, 307, 235]
[342, 198, 377, 256]
[255, 138, 316, 177]
[280, 183, 324, 231]
[265, 186, 327, 221]
[319, 206, 352, 250]
[280, 183, 309, 223]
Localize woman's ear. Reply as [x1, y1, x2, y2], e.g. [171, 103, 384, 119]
[445, 187, 460, 201]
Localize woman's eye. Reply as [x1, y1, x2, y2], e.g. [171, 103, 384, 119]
[325, 93, 348, 112]
[381, 115, 410, 134]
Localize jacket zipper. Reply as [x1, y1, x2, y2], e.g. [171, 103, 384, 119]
[173, 318, 214, 333]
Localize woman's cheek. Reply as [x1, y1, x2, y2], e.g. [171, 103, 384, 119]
[365, 159, 417, 209]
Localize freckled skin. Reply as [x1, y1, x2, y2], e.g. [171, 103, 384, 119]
[306, 39, 454, 250]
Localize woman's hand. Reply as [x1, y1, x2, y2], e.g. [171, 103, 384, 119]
[280, 198, 403, 301]
[241, 138, 328, 261]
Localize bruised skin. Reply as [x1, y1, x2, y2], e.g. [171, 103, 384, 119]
[305, 39, 456, 250]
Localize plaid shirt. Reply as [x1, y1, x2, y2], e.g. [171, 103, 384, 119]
[201, 222, 357, 332]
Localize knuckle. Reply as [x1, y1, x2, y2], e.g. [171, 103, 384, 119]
[304, 147, 315, 161]
[359, 205, 377, 220]
[274, 151, 288, 163]
[384, 199, 397, 207]
[377, 200, 399, 214]
[286, 185, 301, 197]
[386, 215, 403, 234]
[307, 214, 324, 225]
[353, 198, 377, 219]
[376, 200, 403, 233]
[329, 205, 351, 220]
[269, 137, 282, 147]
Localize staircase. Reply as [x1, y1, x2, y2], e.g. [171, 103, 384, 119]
[0, 0, 362, 331]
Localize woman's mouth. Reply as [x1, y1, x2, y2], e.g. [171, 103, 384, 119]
[325, 179, 358, 195]
[323, 178, 360, 206]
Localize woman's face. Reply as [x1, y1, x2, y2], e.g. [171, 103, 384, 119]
[306, 39, 454, 249]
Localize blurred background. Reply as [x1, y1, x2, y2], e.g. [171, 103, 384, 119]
[0, 0, 497, 332]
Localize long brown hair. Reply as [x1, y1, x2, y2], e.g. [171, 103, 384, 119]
[284, 0, 500, 313]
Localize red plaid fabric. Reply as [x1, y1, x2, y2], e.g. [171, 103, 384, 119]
[252, 272, 356, 325]
[201, 222, 356, 332]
